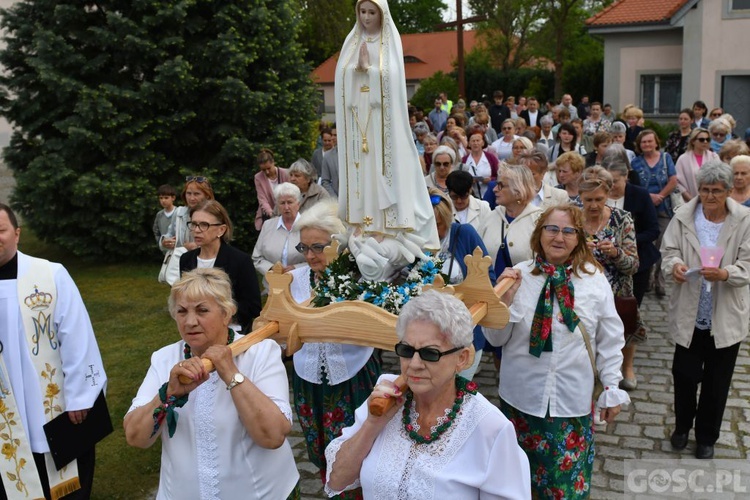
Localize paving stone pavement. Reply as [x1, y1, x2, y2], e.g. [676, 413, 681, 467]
[289, 286, 750, 499]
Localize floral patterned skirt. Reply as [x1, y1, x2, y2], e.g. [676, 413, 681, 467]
[500, 400, 595, 499]
[292, 355, 380, 496]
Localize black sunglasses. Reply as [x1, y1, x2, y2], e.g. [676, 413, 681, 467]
[395, 342, 464, 362]
[295, 242, 330, 255]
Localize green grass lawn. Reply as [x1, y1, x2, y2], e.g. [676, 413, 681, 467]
[19, 233, 172, 498]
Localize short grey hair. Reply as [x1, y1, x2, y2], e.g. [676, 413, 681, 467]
[273, 182, 302, 203]
[169, 268, 237, 320]
[433, 145, 456, 165]
[696, 160, 733, 190]
[295, 199, 346, 236]
[414, 122, 430, 136]
[540, 115, 554, 127]
[289, 158, 317, 182]
[396, 290, 473, 347]
[610, 122, 626, 134]
[601, 143, 631, 171]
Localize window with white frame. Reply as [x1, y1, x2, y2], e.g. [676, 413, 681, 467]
[641, 74, 682, 115]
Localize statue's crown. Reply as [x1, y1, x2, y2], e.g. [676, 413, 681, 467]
[24, 286, 52, 310]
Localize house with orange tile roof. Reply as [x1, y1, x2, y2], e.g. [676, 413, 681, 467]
[587, 0, 750, 131]
[311, 30, 479, 120]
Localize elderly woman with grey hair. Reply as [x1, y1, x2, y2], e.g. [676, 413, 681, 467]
[424, 145, 455, 194]
[288, 158, 330, 213]
[661, 160, 750, 460]
[708, 118, 732, 154]
[288, 200, 381, 494]
[325, 290, 530, 499]
[252, 182, 307, 293]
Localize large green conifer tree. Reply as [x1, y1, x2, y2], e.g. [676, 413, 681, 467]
[0, 0, 317, 259]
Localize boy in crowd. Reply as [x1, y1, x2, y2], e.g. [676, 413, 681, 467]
[152, 184, 177, 254]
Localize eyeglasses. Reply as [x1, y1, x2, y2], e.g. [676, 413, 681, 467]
[502, 127, 514, 131]
[295, 242, 331, 255]
[394, 342, 464, 362]
[698, 188, 728, 197]
[495, 181, 506, 190]
[429, 194, 443, 206]
[695, 137, 710, 143]
[711, 132, 727, 138]
[186, 176, 209, 183]
[710, 113, 722, 118]
[449, 192, 470, 201]
[187, 221, 224, 232]
[542, 225, 579, 238]
[433, 161, 452, 168]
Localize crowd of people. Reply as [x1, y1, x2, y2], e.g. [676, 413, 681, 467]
[122, 1, 750, 497]
[132, 87, 750, 498]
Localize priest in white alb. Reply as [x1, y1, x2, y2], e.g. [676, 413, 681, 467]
[0, 204, 107, 500]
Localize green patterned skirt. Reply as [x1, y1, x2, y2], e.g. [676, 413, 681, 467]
[293, 355, 381, 498]
[500, 399, 595, 499]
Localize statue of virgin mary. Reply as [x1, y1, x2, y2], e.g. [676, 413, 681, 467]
[335, 0, 439, 280]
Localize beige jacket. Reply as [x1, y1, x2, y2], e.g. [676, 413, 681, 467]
[661, 197, 750, 348]
[478, 203, 542, 267]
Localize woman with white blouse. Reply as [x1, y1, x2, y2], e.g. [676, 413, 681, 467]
[124, 268, 299, 499]
[252, 183, 307, 294]
[462, 130, 498, 197]
[487, 205, 630, 499]
[490, 118, 520, 161]
[325, 291, 530, 499]
[289, 201, 381, 497]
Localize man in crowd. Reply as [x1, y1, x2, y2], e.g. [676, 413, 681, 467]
[321, 127, 340, 197]
[489, 90, 511, 136]
[0, 204, 107, 499]
[561, 93, 578, 120]
[429, 97, 449, 132]
[519, 96, 541, 128]
[311, 127, 335, 180]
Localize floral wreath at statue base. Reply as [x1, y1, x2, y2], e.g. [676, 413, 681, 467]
[310, 251, 443, 315]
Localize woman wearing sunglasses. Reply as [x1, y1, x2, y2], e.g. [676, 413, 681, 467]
[287, 200, 381, 498]
[424, 146, 456, 194]
[325, 290, 531, 499]
[675, 128, 718, 202]
[486, 205, 629, 498]
[179, 200, 261, 333]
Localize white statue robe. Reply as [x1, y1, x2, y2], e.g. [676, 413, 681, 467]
[335, 0, 438, 250]
[0, 252, 106, 453]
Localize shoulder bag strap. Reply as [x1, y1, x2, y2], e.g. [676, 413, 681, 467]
[578, 319, 598, 380]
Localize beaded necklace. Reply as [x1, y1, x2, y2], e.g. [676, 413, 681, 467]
[183, 329, 235, 359]
[402, 376, 478, 445]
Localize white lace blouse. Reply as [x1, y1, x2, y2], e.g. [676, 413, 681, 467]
[290, 265, 374, 384]
[324, 374, 531, 499]
[128, 338, 298, 500]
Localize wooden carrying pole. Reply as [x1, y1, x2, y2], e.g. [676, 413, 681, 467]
[368, 275, 515, 416]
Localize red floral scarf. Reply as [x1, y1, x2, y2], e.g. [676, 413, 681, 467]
[530, 255, 580, 357]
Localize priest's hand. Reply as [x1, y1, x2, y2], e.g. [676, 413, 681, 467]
[68, 409, 89, 425]
[167, 358, 209, 397]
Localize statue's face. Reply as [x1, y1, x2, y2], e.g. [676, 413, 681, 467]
[358, 1, 381, 35]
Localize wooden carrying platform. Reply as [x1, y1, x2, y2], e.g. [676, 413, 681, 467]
[179, 243, 514, 395]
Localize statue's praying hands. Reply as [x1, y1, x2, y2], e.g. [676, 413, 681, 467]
[357, 42, 370, 71]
